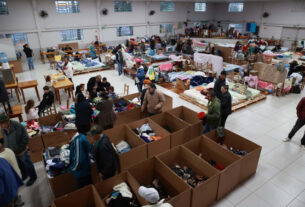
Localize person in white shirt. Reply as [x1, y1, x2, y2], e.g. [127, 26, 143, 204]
[62, 56, 74, 85]
[138, 186, 173, 207]
[25, 99, 39, 121]
[0, 138, 21, 178]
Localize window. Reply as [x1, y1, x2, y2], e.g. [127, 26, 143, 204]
[160, 24, 173, 33]
[160, 2, 175, 12]
[0, 1, 8, 15]
[55, 1, 80, 14]
[194, 3, 206, 12]
[0, 33, 28, 45]
[60, 29, 83, 41]
[228, 24, 243, 33]
[114, 1, 132, 12]
[228, 3, 244, 12]
[116, 26, 133, 37]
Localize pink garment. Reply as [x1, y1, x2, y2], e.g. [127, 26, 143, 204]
[258, 80, 274, 90]
[160, 63, 173, 71]
[248, 75, 258, 89]
[26, 108, 39, 121]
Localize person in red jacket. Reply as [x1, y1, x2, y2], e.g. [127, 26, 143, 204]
[283, 97, 305, 149]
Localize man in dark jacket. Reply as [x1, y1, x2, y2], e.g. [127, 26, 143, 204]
[37, 86, 54, 116]
[87, 75, 102, 94]
[0, 114, 37, 186]
[23, 44, 34, 70]
[87, 125, 118, 180]
[283, 97, 305, 149]
[220, 85, 232, 127]
[75, 93, 93, 134]
[116, 45, 124, 76]
[214, 71, 227, 99]
[0, 77, 12, 114]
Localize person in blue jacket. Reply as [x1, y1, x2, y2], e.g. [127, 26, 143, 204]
[0, 158, 23, 207]
[70, 127, 92, 189]
[135, 62, 145, 92]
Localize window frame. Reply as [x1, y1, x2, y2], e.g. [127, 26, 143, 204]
[160, 2, 175, 12]
[194, 2, 206, 12]
[116, 26, 133, 37]
[0, 0, 9, 15]
[228, 3, 244, 13]
[60, 29, 83, 42]
[114, 1, 132, 12]
[160, 24, 174, 34]
[228, 23, 243, 33]
[55, 1, 80, 14]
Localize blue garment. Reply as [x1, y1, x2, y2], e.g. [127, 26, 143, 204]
[16, 151, 37, 180]
[0, 158, 23, 206]
[190, 76, 214, 86]
[117, 62, 123, 76]
[27, 57, 34, 70]
[136, 68, 145, 81]
[70, 133, 91, 178]
[89, 45, 97, 59]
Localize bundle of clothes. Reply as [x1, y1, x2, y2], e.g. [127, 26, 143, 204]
[105, 182, 140, 207]
[198, 153, 224, 171]
[21, 120, 40, 137]
[114, 100, 136, 113]
[115, 141, 131, 154]
[146, 178, 171, 201]
[129, 97, 141, 106]
[219, 144, 247, 158]
[171, 165, 207, 188]
[132, 124, 162, 143]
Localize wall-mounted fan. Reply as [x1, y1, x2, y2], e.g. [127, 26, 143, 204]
[149, 10, 155, 16]
[262, 12, 269, 18]
[101, 8, 108, 15]
[39, 10, 48, 18]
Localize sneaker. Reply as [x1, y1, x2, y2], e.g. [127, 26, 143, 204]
[282, 138, 291, 142]
[26, 177, 37, 186]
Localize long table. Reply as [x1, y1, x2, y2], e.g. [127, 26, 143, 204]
[49, 73, 74, 105]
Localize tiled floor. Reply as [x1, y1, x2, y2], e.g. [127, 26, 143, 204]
[8, 60, 305, 207]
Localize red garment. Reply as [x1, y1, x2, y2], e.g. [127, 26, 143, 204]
[297, 97, 305, 120]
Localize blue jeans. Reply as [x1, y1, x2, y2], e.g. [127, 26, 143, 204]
[27, 57, 34, 70]
[203, 124, 216, 134]
[117, 62, 123, 76]
[16, 151, 37, 180]
[137, 82, 143, 92]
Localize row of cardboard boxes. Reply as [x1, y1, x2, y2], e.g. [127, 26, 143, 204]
[49, 132, 261, 207]
[37, 106, 261, 207]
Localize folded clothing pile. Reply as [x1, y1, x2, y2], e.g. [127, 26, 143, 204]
[190, 76, 214, 87]
[198, 153, 224, 171]
[116, 141, 131, 154]
[80, 59, 99, 68]
[129, 97, 141, 106]
[171, 164, 207, 188]
[114, 100, 129, 112]
[219, 144, 247, 157]
[146, 178, 171, 201]
[106, 182, 140, 207]
[22, 120, 40, 137]
[132, 124, 162, 143]
[64, 114, 75, 124]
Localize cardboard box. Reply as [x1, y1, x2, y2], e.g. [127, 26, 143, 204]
[167, 106, 203, 139]
[176, 78, 190, 91]
[38, 113, 65, 127]
[127, 157, 192, 207]
[205, 129, 262, 183]
[103, 125, 147, 171]
[42, 131, 70, 148]
[157, 146, 219, 207]
[52, 185, 104, 207]
[28, 136, 44, 163]
[184, 136, 241, 200]
[115, 107, 145, 127]
[95, 172, 140, 206]
[127, 118, 170, 158]
[150, 112, 191, 148]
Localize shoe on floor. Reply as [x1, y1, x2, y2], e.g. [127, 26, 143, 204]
[282, 138, 291, 142]
[26, 178, 37, 186]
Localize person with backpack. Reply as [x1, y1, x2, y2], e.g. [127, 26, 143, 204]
[87, 125, 118, 180]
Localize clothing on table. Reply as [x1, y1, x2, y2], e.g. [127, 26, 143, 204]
[142, 90, 165, 114]
[247, 75, 258, 89]
[0, 158, 23, 207]
[116, 141, 131, 154]
[26, 107, 39, 121]
[0, 148, 21, 178]
[96, 99, 117, 130]
[75, 100, 93, 127]
[93, 134, 118, 180]
[214, 78, 226, 99]
[16, 151, 37, 181]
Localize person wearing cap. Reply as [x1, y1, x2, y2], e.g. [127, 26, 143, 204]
[87, 125, 118, 180]
[138, 186, 173, 207]
[96, 92, 117, 130]
[214, 71, 227, 99]
[0, 114, 37, 186]
[69, 125, 92, 189]
[141, 83, 165, 116]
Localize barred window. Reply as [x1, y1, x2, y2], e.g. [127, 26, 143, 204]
[114, 1, 132, 12]
[160, 2, 175, 12]
[60, 29, 83, 41]
[55, 1, 80, 14]
[116, 26, 133, 37]
[0, 1, 9, 15]
[228, 3, 244, 12]
[194, 3, 206, 12]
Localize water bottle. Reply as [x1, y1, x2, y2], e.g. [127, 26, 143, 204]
[0, 52, 10, 69]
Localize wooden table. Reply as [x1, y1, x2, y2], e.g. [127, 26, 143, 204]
[5, 80, 20, 103]
[18, 80, 40, 104]
[52, 75, 74, 105]
[123, 68, 136, 79]
[9, 105, 23, 122]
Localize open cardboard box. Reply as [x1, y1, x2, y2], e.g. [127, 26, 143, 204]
[127, 157, 192, 207]
[52, 185, 104, 207]
[28, 135, 44, 163]
[184, 136, 241, 200]
[167, 106, 203, 139]
[127, 118, 170, 158]
[42, 131, 71, 148]
[157, 146, 219, 207]
[205, 129, 262, 183]
[95, 172, 140, 207]
[38, 113, 65, 127]
[115, 107, 145, 127]
[103, 125, 147, 172]
[150, 112, 191, 148]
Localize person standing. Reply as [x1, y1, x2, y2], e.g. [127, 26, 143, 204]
[23, 44, 34, 70]
[141, 83, 165, 116]
[87, 75, 102, 94]
[62, 56, 74, 84]
[89, 41, 98, 60]
[0, 77, 12, 115]
[203, 90, 221, 134]
[87, 125, 118, 180]
[135, 62, 145, 92]
[214, 71, 227, 99]
[283, 97, 305, 149]
[70, 127, 92, 189]
[220, 85, 232, 127]
[0, 114, 37, 186]
[75, 93, 93, 134]
[96, 92, 117, 130]
[116, 45, 125, 76]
